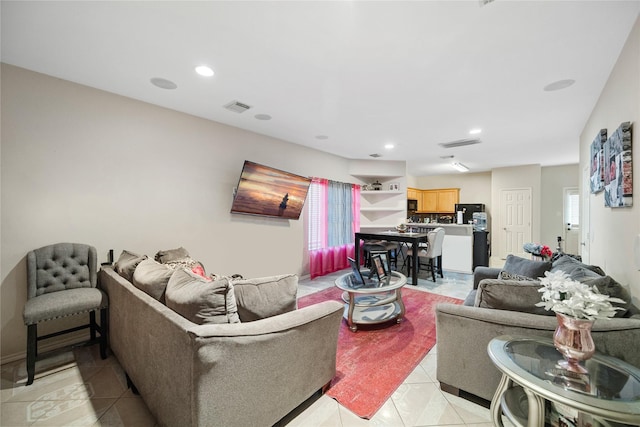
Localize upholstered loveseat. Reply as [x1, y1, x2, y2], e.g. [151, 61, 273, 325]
[435, 254, 640, 401]
[98, 249, 343, 427]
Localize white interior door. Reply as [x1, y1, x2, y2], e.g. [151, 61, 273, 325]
[563, 187, 580, 255]
[498, 188, 532, 259]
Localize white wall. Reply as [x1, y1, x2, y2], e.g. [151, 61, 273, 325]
[0, 64, 354, 360]
[579, 15, 640, 300]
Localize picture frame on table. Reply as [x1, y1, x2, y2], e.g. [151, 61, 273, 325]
[370, 252, 389, 280]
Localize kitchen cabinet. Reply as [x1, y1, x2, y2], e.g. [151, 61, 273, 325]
[407, 188, 420, 201]
[412, 188, 459, 213]
[437, 188, 459, 213]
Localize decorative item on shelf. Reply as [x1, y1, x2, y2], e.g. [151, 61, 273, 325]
[535, 271, 626, 373]
[396, 223, 407, 233]
[371, 180, 382, 191]
[362, 184, 370, 191]
[523, 242, 553, 261]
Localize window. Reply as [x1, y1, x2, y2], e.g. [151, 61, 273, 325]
[307, 177, 360, 278]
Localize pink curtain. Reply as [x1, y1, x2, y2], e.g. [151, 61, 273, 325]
[309, 180, 360, 279]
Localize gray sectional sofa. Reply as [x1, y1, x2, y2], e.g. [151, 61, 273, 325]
[98, 260, 343, 427]
[435, 254, 640, 402]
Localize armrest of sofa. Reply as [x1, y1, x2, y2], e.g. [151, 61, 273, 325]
[435, 303, 640, 401]
[472, 266, 501, 289]
[185, 300, 344, 427]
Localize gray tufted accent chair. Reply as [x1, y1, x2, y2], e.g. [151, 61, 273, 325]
[23, 243, 108, 385]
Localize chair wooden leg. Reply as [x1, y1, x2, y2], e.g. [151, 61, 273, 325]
[89, 311, 97, 341]
[26, 324, 37, 385]
[99, 308, 108, 359]
[430, 259, 436, 282]
[126, 373, 139, 395]
[438, 255, 444, 277]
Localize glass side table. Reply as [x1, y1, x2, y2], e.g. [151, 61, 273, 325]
[487, 335, 640, 427]
[335, 270, 407, 332]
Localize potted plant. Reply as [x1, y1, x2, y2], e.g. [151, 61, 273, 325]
[535, 271, 625, 372]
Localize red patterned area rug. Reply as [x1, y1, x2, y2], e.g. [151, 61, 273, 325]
[298, 286, 463, 419]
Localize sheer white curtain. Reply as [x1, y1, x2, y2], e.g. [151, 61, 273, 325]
[308, 178, 360, 278]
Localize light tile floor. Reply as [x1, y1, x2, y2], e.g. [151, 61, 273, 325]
[1, 267, 511, 427]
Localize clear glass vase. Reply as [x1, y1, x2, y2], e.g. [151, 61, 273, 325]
[553, 312, 596, 373]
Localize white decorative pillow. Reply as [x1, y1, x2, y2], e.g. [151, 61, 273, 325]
[165, 268, 240, 324]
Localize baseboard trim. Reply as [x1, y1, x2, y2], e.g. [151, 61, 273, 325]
[1, 330, 91, 365]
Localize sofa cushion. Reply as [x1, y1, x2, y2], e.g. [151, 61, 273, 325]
[501, 254, 551, 280]
[114, 250, 148, 282]
[165, 269, 240, 324]
[233, 274, 298, 322]
[582, 275, 632, 318]
[474, 279, 551, 315]
[155, 247, 190, 264]
[551, 254, 605, 277]
[132, 259, 173, 302]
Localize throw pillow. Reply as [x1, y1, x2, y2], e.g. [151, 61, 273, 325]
[551, 254, 605, 277]
[114, 250, 148, 282]
[132, 259, 174, 301]
[233, 274, 298, 322]
[567, 266, 601, 283]
[165, 268, 240, 324]
[163, 256, 199, 271]
[155, 247, 190, 264]
[498, 270, 532, 281]
[474, 279, 551, 316]
[582, 275, 632, 318]
[502, 254, 552, 280]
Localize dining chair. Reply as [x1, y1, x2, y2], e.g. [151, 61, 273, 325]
[406, 227, 445, 281]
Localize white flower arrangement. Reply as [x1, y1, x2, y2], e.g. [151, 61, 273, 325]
[535, 270, 625, 321]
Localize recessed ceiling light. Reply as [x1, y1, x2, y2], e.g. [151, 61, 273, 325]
[254, 114, 272, 121]
[543, 79, 575, 92]
[469, 128, 482, 135]
[195, 66, 214, 77]
[315, 135, 329, 140]
[150, 77, 177, 90]
[384, 143, 395, 150]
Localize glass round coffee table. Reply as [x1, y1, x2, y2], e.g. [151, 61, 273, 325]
[487, 335, 640, 427]
[335, 270, 407, 332]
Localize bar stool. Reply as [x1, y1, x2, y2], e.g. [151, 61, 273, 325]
[405, 227, 445, 281]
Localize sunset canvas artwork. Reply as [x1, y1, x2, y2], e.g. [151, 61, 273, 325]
[231, 161, 311, 219]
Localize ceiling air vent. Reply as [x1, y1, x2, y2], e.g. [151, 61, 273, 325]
[438, 138, 482, 149]
[224, 100, 252, 113]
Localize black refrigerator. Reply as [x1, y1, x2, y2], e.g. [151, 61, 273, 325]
[454, 203, 485, 225]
